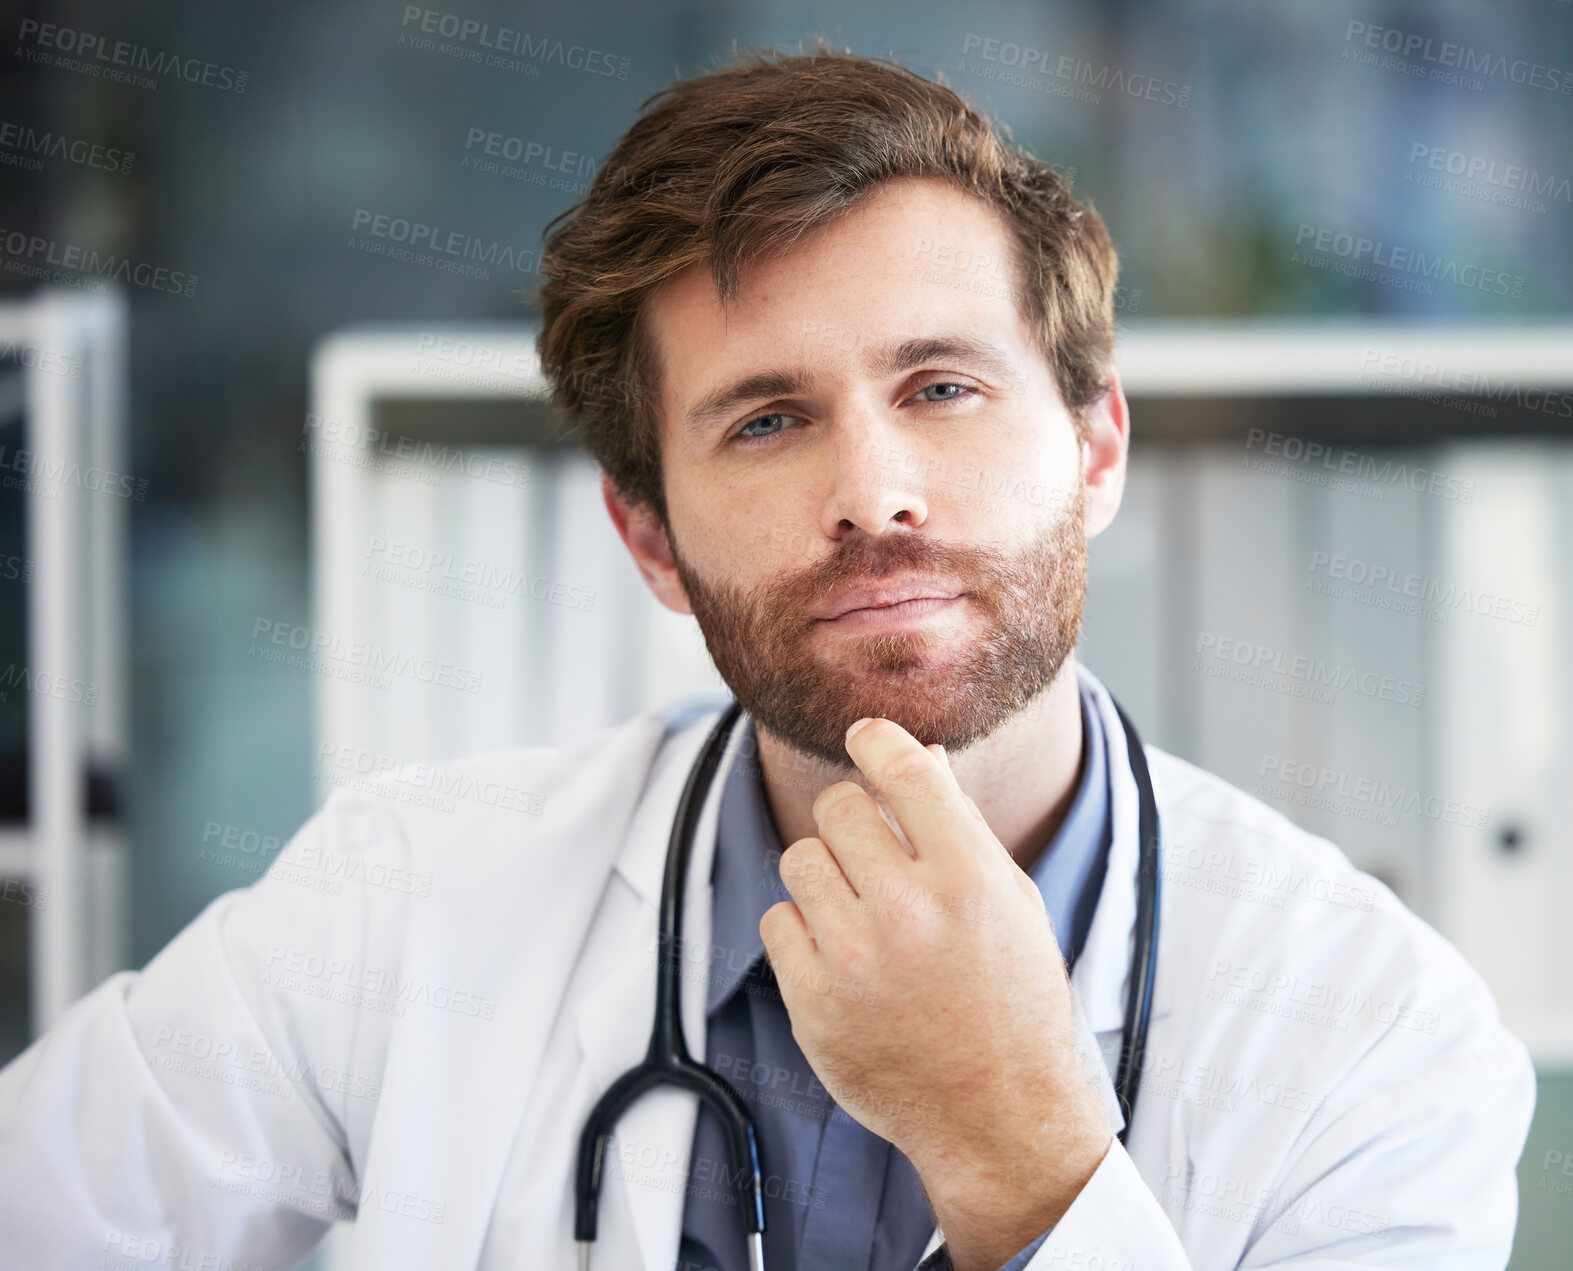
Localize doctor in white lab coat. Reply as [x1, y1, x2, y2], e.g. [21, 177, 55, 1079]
[0, 664, 1538, 1270]
[0, 48, 1539, 1271]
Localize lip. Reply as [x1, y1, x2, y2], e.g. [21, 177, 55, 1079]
[812, 576, 966, 622]
[818, 594, 969, 633]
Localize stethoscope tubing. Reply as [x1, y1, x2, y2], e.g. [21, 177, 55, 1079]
[574, 696, 1160, 1268]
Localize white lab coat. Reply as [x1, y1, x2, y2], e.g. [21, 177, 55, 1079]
[0, 667, 1537, 1270]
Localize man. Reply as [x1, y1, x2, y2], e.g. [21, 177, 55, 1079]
[0, 45, 1536, 1271]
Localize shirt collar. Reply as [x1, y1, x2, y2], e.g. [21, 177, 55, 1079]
[706, 679, 1113, 1015]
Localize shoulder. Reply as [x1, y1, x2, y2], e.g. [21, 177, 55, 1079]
[324, 706, 675, 851]
[251, 701, 721, 918]
[1140, 749, 1534, 1262]
[1145, 745, 1512, 1061]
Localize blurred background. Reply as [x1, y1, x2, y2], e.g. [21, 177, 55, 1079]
[0, 0, 1569, 1266]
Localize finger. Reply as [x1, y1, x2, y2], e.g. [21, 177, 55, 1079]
[760, 900, 837, 1022]
[926, 743, 1012, 871]
[775, 836, 857, 942]
[812, 781, 910, 892]
[927, 744, 985, 827]
[760, 897, 816, 965]
[844, 718, 981, 864]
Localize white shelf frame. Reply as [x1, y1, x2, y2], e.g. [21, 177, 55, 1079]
[0, 287, 130, 1035]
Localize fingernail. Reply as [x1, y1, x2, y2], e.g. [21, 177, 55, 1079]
[933, 743, 948, 767]
[846, 717, 873, 740]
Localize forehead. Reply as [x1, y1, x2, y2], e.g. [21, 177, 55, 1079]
[642, 177, 1034, 439]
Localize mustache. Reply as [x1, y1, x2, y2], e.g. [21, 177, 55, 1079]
[768, 532, 1004, 615]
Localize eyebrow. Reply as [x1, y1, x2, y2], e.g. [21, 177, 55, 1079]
[681, 334, 1017, 443]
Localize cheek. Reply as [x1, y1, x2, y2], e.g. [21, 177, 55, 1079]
[666, 477, 762, 576]
[1015, 429, 1082, 518]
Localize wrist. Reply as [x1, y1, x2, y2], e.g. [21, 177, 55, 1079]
[916, 1107, 1111, 1271]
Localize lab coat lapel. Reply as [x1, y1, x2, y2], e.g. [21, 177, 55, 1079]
[1071, 667, 1175, 1100]
[572, 706, 744, 1271]
[1069, 663, 1170, 1031]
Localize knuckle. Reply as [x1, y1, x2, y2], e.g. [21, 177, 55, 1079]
[818, 792, 868, 835]
[812, 781, 860, 818]
[778, 838, 825, 885]
[879, 751, 933, 794]
[759, 902, 791, 946]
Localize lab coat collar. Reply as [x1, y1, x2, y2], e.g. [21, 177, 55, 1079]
[573, 704, 743, 1271]
[1071, 662, 1175, 1040]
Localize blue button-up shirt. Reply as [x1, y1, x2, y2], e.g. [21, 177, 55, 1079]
[677, 678, 1113, 1271]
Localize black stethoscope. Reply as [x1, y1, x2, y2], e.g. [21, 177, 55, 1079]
[574, 696, 1162, 1271]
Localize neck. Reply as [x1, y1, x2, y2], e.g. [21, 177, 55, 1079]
[755, 656, 1087, 874]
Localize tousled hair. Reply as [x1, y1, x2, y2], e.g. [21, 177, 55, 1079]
[535, 42, 1120, 526]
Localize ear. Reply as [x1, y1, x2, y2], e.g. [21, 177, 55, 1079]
[1079, 368, 1130, 541]
[601, 472, 694, 616]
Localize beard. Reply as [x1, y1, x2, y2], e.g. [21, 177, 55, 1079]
[666, 477, 1088, 767]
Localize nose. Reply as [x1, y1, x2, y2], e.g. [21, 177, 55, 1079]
[818, 414, 930, 539]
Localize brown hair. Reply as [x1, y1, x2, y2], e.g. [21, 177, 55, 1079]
[535, 41, 1120, 527]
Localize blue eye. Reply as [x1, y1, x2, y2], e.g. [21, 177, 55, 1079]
[918, 382, 970, 402]
[737, 413, 791, 441]
[729, 382, 976, 446]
